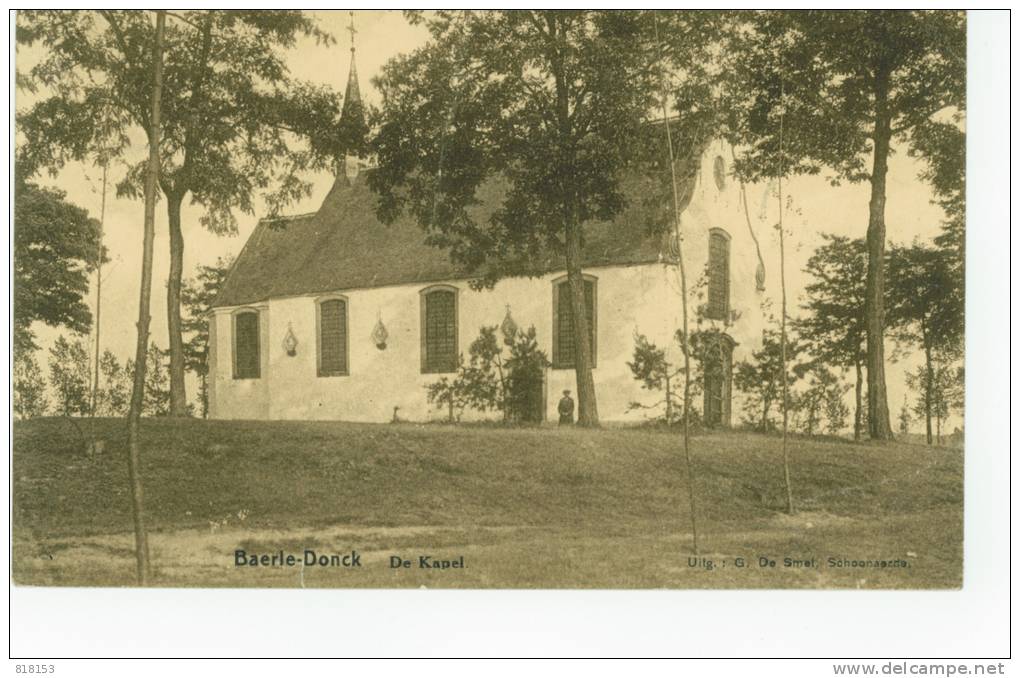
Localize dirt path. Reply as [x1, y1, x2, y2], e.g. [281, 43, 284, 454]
[13, 507, 960, 589]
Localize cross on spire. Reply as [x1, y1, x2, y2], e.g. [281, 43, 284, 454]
[342, 11, 361, 109]
[347, 11, 357, 54]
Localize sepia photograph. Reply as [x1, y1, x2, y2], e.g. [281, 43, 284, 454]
[12, 8, 972, 599]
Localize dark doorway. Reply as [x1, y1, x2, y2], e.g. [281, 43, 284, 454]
[703, 334, 735, 428]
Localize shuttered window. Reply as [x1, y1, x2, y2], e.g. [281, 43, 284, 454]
[552, 278, 596, 369]
[706, 230, 730, 320]
[421, 288, 458, 373]
[233, 311, 260, 379]
[318, 298, 348, 376]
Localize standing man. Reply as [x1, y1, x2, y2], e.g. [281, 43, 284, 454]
[558, 389, 575, 426]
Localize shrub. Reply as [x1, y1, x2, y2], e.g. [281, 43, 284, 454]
[95, 350, 131, 417]
[733, 328, 807, 432]
[426, 324, 549, 423]
[48, 334, 91, 416]
[503, 326, 549, 423]
[626, 332, 682, 424]
[795, 365, 850, 435]
[14, 349, 48, 418]
[627, 328, 723, 426]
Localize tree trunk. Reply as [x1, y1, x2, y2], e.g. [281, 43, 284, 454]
[126, 10, 165, 585]
[664, 375, 673, 425]
[854, 359, 863, 441]
[865, 72, 894, 440]
[90, 162, 107, 418]
[924, 342, 934, 445]
[547, 15, 597, 428]
[496, 358, 508, 423]
[777, 130, 793, 514]
[166, 195, 188, 417]
[565, 214, 599, 427]
[652, 13, 698, 553]
[199, 373, 208, 419]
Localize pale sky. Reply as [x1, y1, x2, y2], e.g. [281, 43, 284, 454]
[15, 10, 953, 430]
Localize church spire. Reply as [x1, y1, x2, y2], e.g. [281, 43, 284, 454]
[340, 11, 363, 124]
[337, 11, 368, 180]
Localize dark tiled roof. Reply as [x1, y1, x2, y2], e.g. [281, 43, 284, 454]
[213, 170, 671, 308]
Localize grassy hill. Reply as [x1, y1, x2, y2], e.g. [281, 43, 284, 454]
[12, 417, 962, 588]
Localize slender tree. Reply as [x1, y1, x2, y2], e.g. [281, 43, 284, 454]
[727, 10, 966, 440]
[48, 334, 91, 417]
[887, 241, 963, 444]
[17, 10, 350, 416]
[649, 9, 736, 550]
[652, 13, 700, 548]
[905, 358, 962, 446]
[125, 9, 165, 585]
[775, 76, 794, 513]
[90, 162, 108, 417]
[795, 235, 869, 440]
[181, 257, 233, 418]
[898, 394, 912, 436]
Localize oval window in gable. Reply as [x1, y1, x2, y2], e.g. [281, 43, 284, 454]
[713, 155, 727, 190]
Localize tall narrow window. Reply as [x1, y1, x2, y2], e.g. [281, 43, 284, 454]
[706, 229, 731, 320]
[318, 297, 349, 376]
[421, 286, 458, 373]
[233, 310, 260, 379]
[702, 334, 735, 428]
[552, 276, 596, 369]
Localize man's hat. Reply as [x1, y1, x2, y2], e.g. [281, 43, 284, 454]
[563, 390, 571, 395]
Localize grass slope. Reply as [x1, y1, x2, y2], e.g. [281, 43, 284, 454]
[12, 417, 962, 588]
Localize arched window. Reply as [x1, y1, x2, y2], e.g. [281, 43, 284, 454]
[706, 229, 731, 320]
[552, 275, 597, 369]
[317, 296, 349, 376]
[420, 285, 458, 374]
[232, 309, 261, 379]
[702, 333, 735, 428]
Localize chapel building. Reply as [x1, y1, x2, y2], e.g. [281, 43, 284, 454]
[207, 41, 772, 425]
